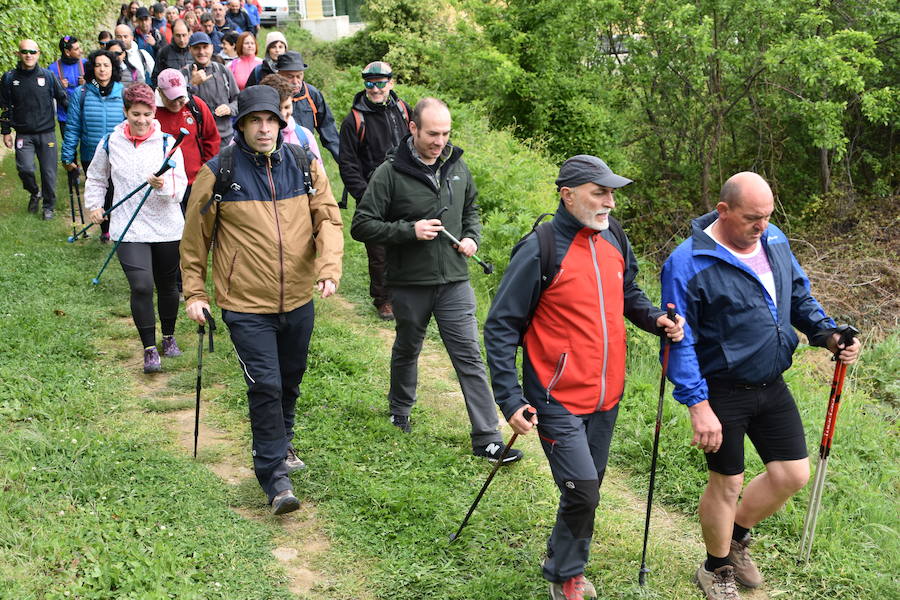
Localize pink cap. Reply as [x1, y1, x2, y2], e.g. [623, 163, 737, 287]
[157, 69, 187, 101]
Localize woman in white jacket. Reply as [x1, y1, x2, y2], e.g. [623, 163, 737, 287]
[85, 83, 188, 373]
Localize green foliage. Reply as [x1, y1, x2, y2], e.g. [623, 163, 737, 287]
[0, 0, 112, 72]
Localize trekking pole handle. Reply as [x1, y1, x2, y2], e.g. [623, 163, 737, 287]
[153, 158, 177, 178]
[830, 324, 859, 362]
[168, 127, 190, 158]
[202, 308, 216, 353]
[666, 303, 676, 325]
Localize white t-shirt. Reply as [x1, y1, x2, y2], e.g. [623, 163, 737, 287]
[705, 220, 777, 304]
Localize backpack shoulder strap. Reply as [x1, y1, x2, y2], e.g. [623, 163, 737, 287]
[351, 108, 365, 143]
[397, 100, 410, 124]
[534, 220, 557, 291]
[79, 85, 88, 112]
[285, 142, 315, 196]
[202, 144, 235, 215]
[101, 133, 111, 155]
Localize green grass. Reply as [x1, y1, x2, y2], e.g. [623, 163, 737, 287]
[0, 46, 897, 599]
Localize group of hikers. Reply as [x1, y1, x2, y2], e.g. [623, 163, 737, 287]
[0, 2, 862, 599]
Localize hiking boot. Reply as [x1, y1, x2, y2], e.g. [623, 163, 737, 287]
[42, 208, 54, 220]
[548, 574, 597, 600]
[694, 564, 741, 600]
[27, 194, 40, 213]
[161, 335, 183, 357]
[271, 489, 300, 515]
[728, 534, 762, 588]
[285, 447, 306, 473]
[143, 346, 162, 373]
[377, 302, 394, 321]
[474, 441, 523, 464]
[389, 414, 411, 433]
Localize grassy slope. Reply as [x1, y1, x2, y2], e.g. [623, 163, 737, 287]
[0, 54, 897, 599]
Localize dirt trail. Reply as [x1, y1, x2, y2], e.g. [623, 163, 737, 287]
[110, 297, 771, 599]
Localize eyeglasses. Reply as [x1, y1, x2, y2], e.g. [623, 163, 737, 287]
[364, 80, 390, 89]
[19, 49, 39, 55]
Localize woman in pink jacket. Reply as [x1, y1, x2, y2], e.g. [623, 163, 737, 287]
[228, 31, 262, 90]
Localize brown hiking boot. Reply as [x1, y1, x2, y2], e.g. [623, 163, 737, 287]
[377, 302, 394, 320]
[548, 574, 597, 600]
[694, 564, 741, 600]
[728, 534, 762, 588]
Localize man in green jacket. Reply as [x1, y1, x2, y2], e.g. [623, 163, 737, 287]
[351, 97, 522, 464]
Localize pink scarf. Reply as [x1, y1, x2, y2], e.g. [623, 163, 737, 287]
[123, 121, 157, 147]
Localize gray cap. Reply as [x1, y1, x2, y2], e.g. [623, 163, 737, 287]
[555, 155, 632, 190]
[276, 51, 307, 71]
[234, 86, 287, 129]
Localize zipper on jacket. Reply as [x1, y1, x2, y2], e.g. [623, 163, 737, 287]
[546, 352, 568, 402]
[266, 155, 285, 312]
[589, 233, 610, 411]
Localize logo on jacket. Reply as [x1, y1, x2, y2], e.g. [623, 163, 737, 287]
[37, 76, 45, 87]
[565, 481, 576, 489]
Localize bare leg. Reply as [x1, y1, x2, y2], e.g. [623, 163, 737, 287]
[699, 471, 744, 557]
[734, 458, 809, 528]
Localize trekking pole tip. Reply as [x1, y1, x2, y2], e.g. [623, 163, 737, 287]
[67, 236, 75, 243]
[483, 263, 494, 275]
[91, 278, 100, 285]
[638, 566, 650, 586]
[448, 533, 457, 542]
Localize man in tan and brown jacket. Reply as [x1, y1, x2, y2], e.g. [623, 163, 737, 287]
[181, 86, 343, 515]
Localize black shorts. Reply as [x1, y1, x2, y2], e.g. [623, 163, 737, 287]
[704, 376, 808, 475]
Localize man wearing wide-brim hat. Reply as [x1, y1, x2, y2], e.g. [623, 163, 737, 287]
[275, 50, 340, 161]
[181, 85, 344, 515]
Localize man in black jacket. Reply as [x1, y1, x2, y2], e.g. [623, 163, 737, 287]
[276, 51, 340, 161]
[0, 39, 68, 219]
[338, 61, 412, 320]
[151, 19, 193, 85]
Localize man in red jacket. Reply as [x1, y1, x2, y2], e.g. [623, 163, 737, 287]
[154, 68, 220, 209]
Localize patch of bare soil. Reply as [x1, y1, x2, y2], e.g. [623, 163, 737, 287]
[114, 325, 332, 599]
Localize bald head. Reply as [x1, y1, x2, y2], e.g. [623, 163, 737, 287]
[715, 171, 775, 251]
[720, 171, 773, 208]
[17, 39, 40, 68]
[114, 24, 134, 49]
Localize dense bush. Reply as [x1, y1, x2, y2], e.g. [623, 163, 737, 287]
[0, 0, 113, 72]
[339, 0, 898, 252]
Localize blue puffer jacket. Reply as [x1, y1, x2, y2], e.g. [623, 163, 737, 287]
[61, 82, 125, 165]
[661, 211, 836, 407]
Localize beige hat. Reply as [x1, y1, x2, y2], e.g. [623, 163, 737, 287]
[264, 31, 288, 51]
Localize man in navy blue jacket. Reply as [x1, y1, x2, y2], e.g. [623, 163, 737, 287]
[661, 171, 861, 600]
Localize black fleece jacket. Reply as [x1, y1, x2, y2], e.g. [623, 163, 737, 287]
[338, 90, 412, 201]
[0, 64, 67, 135]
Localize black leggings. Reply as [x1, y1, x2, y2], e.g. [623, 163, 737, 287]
[116, 241, 181, 348]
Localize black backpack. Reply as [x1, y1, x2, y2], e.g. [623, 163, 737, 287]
[200, 142, 316, 247]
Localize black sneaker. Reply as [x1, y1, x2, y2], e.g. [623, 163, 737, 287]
[389, 414, 411, 433]
[27, 194, 40, 213]
[42, 208, 54, 220]
[474, 441, 523, 464]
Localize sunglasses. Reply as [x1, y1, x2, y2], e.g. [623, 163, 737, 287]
[19, 49, 39, 55]
[364, 80, 390, 89]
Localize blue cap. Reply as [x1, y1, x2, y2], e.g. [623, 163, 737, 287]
[189, 32, 213, 47]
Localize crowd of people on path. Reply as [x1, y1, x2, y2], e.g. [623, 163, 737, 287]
[0, 3, 863, 599]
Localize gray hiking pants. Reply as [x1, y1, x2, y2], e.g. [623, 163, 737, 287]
[388, 281, 501, 448]
[538, 406, 619, 583]
[14, 131, 57, 209]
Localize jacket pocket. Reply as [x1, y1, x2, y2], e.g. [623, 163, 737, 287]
[546, 352, 569, 401]
[223, 247, 240, 298]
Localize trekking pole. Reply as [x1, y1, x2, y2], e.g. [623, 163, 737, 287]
[449, 408, 534, 542]
[67, 169, 79, 239]
[799, 324, 859, 562]
[194, 307, 216, 458]
[68, 128, 189, 243]
[638, 303, 677, 586]
[431, 206, 494, 275]
[73, 167, 86, 227]
[90, 158, 177, 285]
